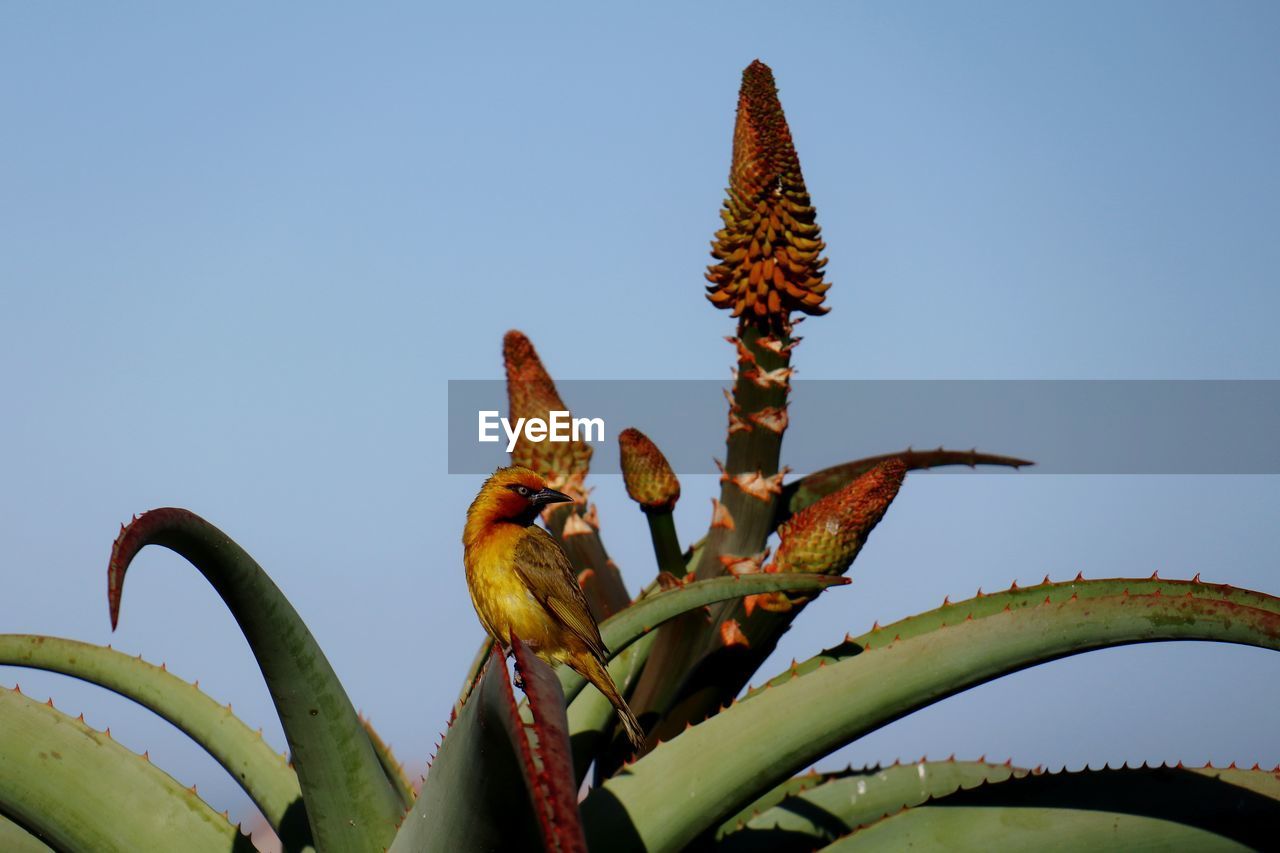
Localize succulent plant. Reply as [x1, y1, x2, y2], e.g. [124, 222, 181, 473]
[2, 59, 1276, 853]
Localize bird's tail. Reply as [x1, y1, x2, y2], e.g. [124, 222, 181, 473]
[573, 651, 646, 753]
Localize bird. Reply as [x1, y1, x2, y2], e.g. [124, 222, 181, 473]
[463, 465, 646, 751]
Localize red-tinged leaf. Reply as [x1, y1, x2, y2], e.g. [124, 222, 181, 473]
[512, 639, 588, 853]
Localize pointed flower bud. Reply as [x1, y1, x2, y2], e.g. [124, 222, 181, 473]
[772, 458, 906, 576]
[618, 427, 681, 512]
[706, 60, 831, 330]
[503, 330, 592, 498]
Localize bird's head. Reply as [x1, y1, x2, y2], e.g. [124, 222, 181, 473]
[464, 466, 576, 540]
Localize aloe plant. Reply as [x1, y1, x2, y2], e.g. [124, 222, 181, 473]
[1, 59, 1276, 852]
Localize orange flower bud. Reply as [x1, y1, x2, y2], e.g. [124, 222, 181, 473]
[618, 428, 681, 512]
[772, 458, 906, 576]
[705, 61, 830, 330]
[503, 330, 592, 499]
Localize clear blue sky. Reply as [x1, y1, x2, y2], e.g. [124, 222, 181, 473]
[3, 1, 1278, 832]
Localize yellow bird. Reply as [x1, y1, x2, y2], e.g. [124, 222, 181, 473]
[463, 465, 645, 751]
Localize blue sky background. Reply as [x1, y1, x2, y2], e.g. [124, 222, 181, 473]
[3, 1, 1278, 836]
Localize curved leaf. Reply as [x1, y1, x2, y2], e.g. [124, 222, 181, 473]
[109, 508, 401, 851]
[715, 760, 1026, 850]
[829, 809, 1248, 851]
[562, 574, 848, 781]
[743, 575, 1273, 697]
[561, 573, 850, 704]
[0, 634, 309, 848]
[829, 764, 1280, 851]
[580, 580, 1280, 851]
[776, 447, 1033, 527]
[362, 716, 415, 808]
[718, 762, 1280, 852]
[0, 686, 252, 852]
[0, 815, 53, 853]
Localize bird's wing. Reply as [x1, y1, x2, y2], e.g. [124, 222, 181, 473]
[514, 525, 607, 658]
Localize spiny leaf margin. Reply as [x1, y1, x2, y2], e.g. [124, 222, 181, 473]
[581, 577, 1280, 851]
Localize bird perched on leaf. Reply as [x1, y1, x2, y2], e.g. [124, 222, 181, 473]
[463, 465, 645, 751]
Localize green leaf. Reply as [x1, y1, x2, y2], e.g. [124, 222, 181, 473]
[561, 573, 849, 705]
[0, 634, 310, 848]
[826, 764, 1280, 851]
[109, 508, 401, 852]
[0, 815, 54, 853]
[455, 636, 495, 707]
[715, 760, 1026, 850]
[580, 578, 1280, 851]
[775, 447, 1032, 528]
[361, 716, 415, 808]
[828, 809, 1247, 852]
[0, 686, 253, 852]
[743, 575, 1272, 697]
[718, 762, 1280, 851]
[390, 647, 543, 852]
[560, 573, 848, 782]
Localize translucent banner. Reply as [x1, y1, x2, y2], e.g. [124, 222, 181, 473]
[447, 380, 1280, 475]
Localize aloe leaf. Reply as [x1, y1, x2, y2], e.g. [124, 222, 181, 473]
[0, 816, 53, 853]
[361, 716, 415, 808]
[580, 579, 1280, 851]
[0, 633, 309, 847]
[457, 637, 491, 693]
[829, 809, 1248, 852]
[776, 447, 1033, 527]
[390, 647, 543, 852]
[0, 686, 252, 852]
[511, 638, 589, 853]
[828, 763, 1280, 852]
[715, 760, 1026, 850]
[560, 573, 849, 705]
[109, 508, 401, 851]
[719, 761, 1280, 851]
[744, 575, 1272, 697]
[563, 574, 845, 784]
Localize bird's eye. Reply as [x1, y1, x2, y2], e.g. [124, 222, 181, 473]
[516, 485, 530, 497]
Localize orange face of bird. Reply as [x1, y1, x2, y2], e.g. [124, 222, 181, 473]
[466, 466, 576, 532]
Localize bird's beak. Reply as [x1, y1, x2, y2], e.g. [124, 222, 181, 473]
[531, 487, 574, 507]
